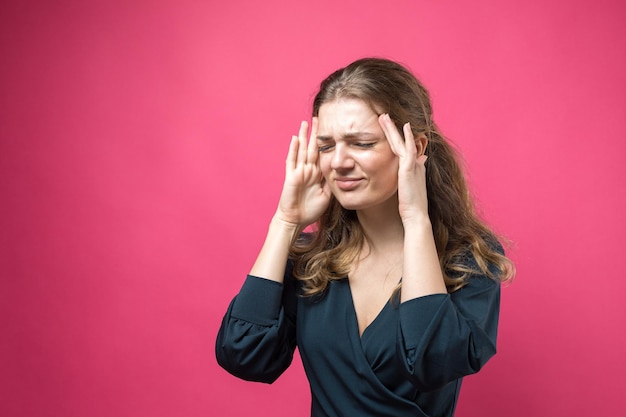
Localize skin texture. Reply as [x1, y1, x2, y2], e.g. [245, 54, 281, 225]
[249, 98, 446, 331]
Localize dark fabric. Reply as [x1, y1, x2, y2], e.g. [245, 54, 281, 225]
[216, 254, 501, 417]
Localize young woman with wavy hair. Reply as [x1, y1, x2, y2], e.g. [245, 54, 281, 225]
[217, 58, 514, 417]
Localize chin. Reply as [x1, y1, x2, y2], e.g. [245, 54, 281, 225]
[337, 203, 361, 211]
[333, 191, 398, 213]
[334, 197, 369, 211]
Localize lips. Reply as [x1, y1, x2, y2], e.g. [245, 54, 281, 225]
[334, 177, 363, 191]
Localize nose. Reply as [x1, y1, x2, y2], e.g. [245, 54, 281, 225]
[330, 144, 355, 171]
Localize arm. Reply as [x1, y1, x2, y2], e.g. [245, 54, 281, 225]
[379, 114, 500, 389]
[216, 119, 330, 382]
[378, 114, 446, 301]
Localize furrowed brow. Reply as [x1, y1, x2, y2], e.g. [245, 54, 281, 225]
[316, 135, 333, 142]
[342, 132, 377, 140]
[317, 132, 377, 141]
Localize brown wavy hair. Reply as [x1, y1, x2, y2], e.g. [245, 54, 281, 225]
[291, 58, 515, 296]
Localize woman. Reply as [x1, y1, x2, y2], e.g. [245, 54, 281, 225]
[216, 58, 514, 416]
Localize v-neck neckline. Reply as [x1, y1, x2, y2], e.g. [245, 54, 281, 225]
[344, 278, 392, 340]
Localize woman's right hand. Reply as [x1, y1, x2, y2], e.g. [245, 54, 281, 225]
[275, 118, 331, 227]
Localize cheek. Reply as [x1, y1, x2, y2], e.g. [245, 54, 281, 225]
[357, 153, 394, 171]
[365, 154, 399, 182]
[319, 155, 332, 177]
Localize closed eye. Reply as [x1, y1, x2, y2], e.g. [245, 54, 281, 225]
[318, 144, 334, 153]
[354, 142, 375, 149]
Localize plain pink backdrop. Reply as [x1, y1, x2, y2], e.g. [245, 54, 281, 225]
[1, 0, 625, 416]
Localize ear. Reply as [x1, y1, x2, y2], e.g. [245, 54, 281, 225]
[415, 134, 428, 156]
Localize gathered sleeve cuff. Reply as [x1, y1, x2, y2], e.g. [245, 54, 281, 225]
[399, 293, 449, 349]
[231, 275, 284, 325]
[397, 275, 500, 392]
[216, 275, 297, 384]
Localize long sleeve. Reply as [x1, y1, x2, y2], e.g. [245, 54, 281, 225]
[396, 256, 501, 392]
[215, 274, 298, 384]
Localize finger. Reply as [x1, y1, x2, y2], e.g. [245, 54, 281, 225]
[286, 135, 299, 171]
[307, 117, 319, 164]
[297, 121, 308, 166]
[379, 114, 405, 157]
[403, 122, 417, 160]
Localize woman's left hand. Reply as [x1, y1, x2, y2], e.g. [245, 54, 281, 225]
[378, 113, 429, 224]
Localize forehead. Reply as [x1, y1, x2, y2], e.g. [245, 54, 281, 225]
[317, 98, 381, 137]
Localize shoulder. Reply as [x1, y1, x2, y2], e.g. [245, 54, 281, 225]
[446, 237, 504, 291]
[452, 236, 504, 272]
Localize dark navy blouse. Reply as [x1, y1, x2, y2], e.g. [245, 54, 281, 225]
[216, 257, 501, 417]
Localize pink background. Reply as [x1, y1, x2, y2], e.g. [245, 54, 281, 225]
[1, 0, 625, 416]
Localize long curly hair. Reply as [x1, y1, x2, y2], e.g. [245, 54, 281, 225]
[291, 58, 515, 296]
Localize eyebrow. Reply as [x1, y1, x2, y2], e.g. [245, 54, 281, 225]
[316, 132, 379, 141]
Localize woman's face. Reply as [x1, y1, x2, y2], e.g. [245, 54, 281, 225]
[317, 98, 399, 212]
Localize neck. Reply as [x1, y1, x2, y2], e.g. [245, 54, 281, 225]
[356, 197, 404, 255]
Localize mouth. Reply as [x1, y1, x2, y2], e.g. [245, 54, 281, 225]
[334, 177, 363, 191]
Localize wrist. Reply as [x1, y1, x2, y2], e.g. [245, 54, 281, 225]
[270, 214, 301, 235]
[401, 212, 432, 230]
